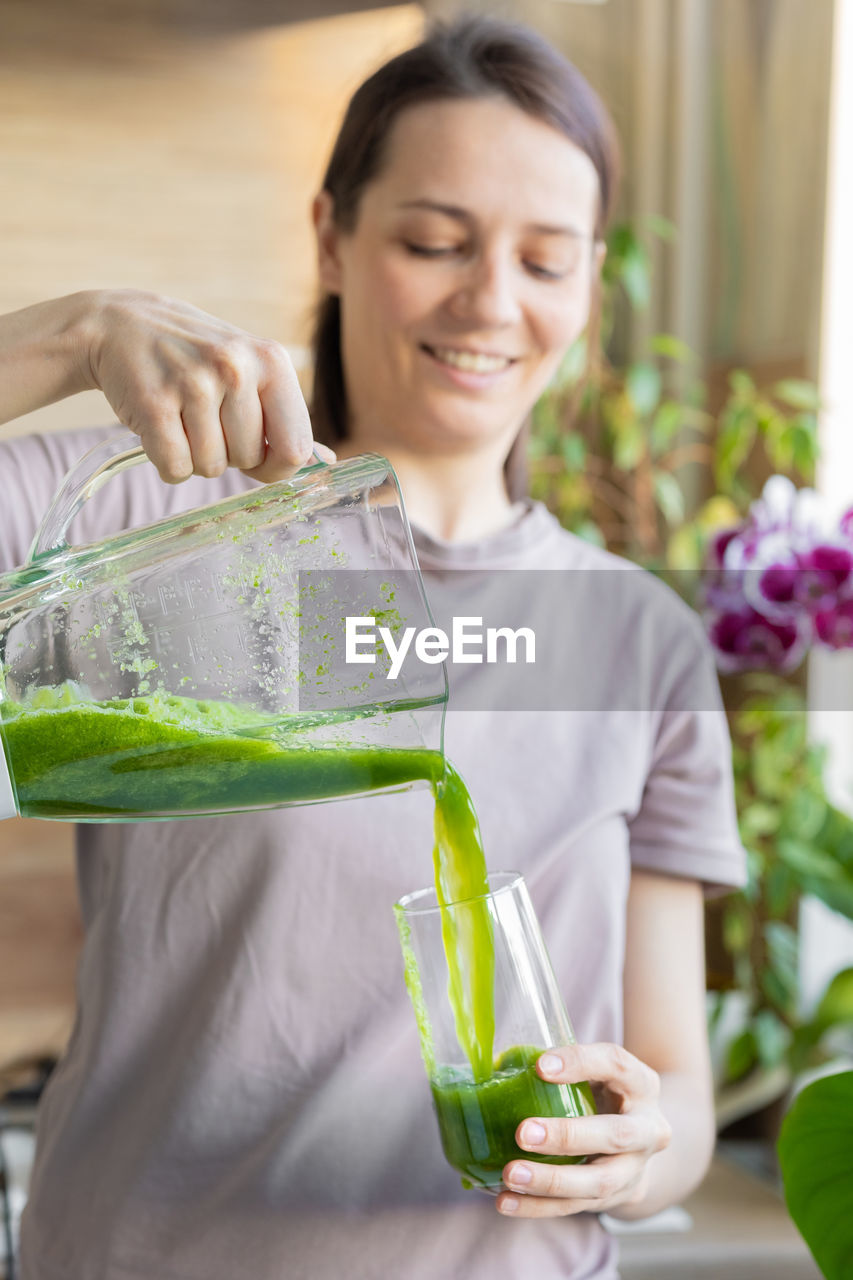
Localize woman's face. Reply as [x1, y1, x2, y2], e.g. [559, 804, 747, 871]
[314, 96, 604, 459]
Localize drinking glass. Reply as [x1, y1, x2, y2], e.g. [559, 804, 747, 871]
[395, 870, 595, 1193]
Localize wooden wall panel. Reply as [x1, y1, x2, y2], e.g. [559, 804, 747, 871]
[0, 1, 424, 440]
[0, 818, 79, 1068]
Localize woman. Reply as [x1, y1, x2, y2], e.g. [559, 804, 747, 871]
[0, 17, 743, 1279]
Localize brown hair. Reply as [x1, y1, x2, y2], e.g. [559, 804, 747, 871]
[310, 13, 620, 496]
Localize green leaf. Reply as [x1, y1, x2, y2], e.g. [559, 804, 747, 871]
[729, 369, 756, 398]
[753, 741, 793, 800]
[726, 1028, 759, 1082]
[739, 802, 780, 840]
[715, 406, 757, 490]
[643, 212, 678, 242]
[648, 333, 694, 363]
[753, 1008, 790, 1069]
[620, 244, 651, 310]
[804, 877, 853, 922]
[781, 790, 828, 842]
[650, 401, 684, 456]
[560, 433, 586, 471]
[761, 966, 795, 1015]
[653, 471, 685, 525]
[574, 520, 606, 548]
[553, 336, 588, 389]
[666, 523, 704, 571]
[778, 1071, 853, 1279]
[626, 361, 662, 417]
[777, 839, 847, 884]
[765, 862, 795, 918]
[765, 921, 799, 1005]
[723, 904, 752, 953]
[773, 379, 821, 412]
[792, 427, 819, 481]
[612, 421, 646, 470]
[814, 967, 853, 1032]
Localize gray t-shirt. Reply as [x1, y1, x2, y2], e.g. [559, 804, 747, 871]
[0, 429, 745, 1280]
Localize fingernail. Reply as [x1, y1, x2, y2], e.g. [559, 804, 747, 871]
[500, 1196, 519, 1214]
[521, 1121, 546, 1146]
[539, 1053, 562, 1077]
[508, 1164, 532, 1185]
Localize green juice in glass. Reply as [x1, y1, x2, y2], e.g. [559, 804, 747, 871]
[432, 1044, 595, 1190]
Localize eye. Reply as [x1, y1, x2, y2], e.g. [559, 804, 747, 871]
[403, 242, 463, 259]
[523, 261, 571, 282]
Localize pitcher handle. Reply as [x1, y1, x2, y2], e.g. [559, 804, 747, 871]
[27, 432, 150, 562]
[28, 433, 333, 563]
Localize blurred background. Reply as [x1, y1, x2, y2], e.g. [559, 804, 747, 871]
[1, 1, 851, 1276]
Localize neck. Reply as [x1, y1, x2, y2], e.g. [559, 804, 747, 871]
[335, 432, 519, 543]
[388, 451, 518, 542]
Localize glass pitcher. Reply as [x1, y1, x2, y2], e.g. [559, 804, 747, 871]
[0, 434, 446, 821]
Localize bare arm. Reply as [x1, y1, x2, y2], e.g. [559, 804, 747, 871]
[0, 290, 327, 482]
[0, 293, 95, 423]
[611, 868, 715, 1218]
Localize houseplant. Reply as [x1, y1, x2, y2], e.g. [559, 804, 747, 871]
[530, 220, 853, 1094]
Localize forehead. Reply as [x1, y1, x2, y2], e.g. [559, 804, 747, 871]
[364, 96, 600, 233]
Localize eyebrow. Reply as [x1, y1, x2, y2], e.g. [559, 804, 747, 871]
[397, 199, 587, 239]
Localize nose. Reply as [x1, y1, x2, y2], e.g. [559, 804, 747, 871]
[447, 248, 522, 327]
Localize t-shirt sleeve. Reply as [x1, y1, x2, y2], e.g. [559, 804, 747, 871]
[627, 604, 747, 895]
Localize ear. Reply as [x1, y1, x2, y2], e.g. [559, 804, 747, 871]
[313, 190, 343, 295]
[593, 238, 607, 277]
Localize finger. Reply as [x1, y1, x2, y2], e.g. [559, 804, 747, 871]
[497, 1189, 606, 1219]
[133, 409, 194, 485]
[502, 1153, 631, 1203]
[312, 442, 337, 463]
[537, 1043, 660, 1101]
[246, 344, 313, 483]
[180, 385, 228, 479]
[220, 385, 266, 472]
[516, 1110, 669, 1159]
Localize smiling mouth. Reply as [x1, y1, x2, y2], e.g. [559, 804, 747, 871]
[421, 344, 517, 374]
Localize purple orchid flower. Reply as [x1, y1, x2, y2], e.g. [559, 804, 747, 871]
[815, 598, 853, 649]
[701, 475, 853, 670]
[706, 606, 810, 674]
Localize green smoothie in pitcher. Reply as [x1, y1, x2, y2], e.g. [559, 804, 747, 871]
[0, 686, 445, 819]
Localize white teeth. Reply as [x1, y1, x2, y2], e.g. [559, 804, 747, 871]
[430, 347, 512, 373]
